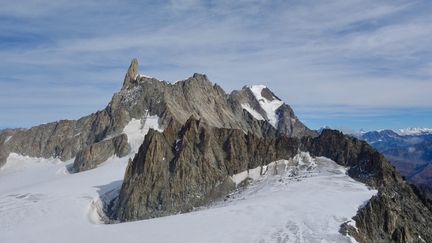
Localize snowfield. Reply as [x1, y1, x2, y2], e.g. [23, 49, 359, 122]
[0, 149, 376, 243]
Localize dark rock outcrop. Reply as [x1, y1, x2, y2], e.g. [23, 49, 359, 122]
[413, 184, 432, 211]
[122, 58, 139, 89]
[303, 129, 394, 187]
[0, 106, 131, 169]
[0, 128, 23, 167]
[113, 117, 301, 221]
[70, 134, 130, 173]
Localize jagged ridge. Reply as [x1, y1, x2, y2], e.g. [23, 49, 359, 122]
[0, 59, 314, 171]
[113, 117, 301, 221]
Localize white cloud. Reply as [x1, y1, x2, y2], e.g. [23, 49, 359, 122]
[0, 0, 431, 128]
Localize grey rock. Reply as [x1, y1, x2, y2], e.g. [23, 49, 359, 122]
[413, 184, 432, 210]
[70, 134, 130, 173]
[0, 128, 23, 167]
[122, 58, 139, 89]
[0, 106, 130, 170]
[113, 117, 301, 221]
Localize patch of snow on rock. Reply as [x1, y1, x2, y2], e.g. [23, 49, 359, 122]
[231, 152, 316, 185]
[138, 74, 154, 79]
[240, 103, 265, 121]
[4, 136, 12, 144]
[123, 114, 163, 153]
[248, 85, 283, 128]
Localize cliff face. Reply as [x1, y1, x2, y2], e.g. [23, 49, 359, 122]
[0, 109, 129, 168]
[113, 117, 301, 221]
[70, 134, 130, 173]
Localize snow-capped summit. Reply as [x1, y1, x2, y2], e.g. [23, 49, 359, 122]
[247, 85, 284, 128]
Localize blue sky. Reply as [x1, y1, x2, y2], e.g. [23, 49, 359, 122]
[0, 0, 431, 131]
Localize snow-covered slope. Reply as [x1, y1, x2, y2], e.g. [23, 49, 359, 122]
[248, 85, 283, 127]
[122, 115, 162, 152]
[241, 103, 265, 121]
[0, 150, 375, 243]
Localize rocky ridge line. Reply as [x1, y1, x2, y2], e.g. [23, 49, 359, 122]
[0, 59, 314, 171]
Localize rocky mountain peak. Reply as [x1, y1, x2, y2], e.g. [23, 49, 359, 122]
[0, 58, 315, 169]
[192, 72, 208, 80]
[244, 85, 281, 102]
[122, 58, 139, 89]
[1, 58, 432, 242]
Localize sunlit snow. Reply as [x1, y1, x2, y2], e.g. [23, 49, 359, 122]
[0, 150, 375, 243]
[248, 85, 283, 128]
[122, 115, 162, 153]
[241, 103, 265, 121]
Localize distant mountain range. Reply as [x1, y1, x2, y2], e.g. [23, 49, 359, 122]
[358, 128, 432, 186]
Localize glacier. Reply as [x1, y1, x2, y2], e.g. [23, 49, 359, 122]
[0, 150, 376, 243]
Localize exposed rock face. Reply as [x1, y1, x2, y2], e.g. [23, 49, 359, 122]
[113, 117, 301, 221]
[348, 191, 431, 243]
[0, 106, 130, 169]
[70, 134, 130, 173]
[0, 128, 23, 167]
[0, 59, 314, 171]
[413, 184, 432, 210]
[303, 130, 392, 187]
[122, 58, 139, 89]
